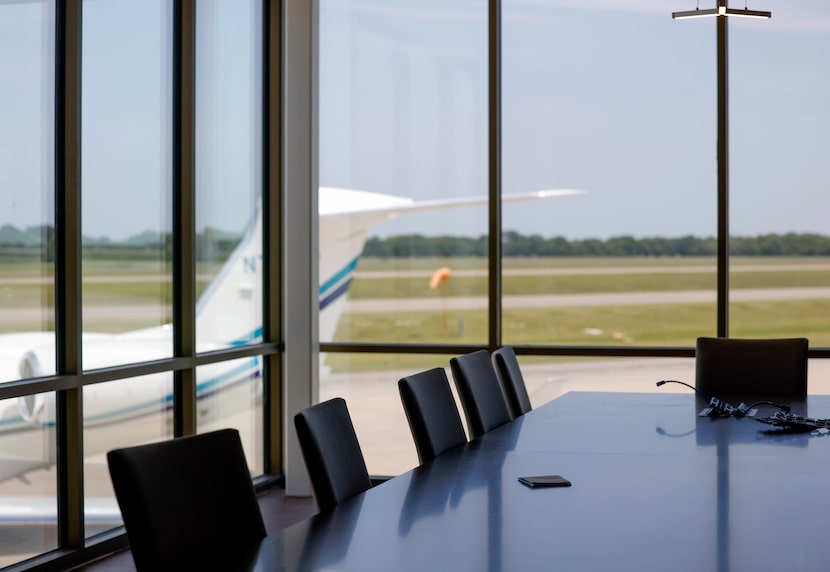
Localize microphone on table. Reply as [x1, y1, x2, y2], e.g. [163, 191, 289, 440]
[656, 379, 706, 400]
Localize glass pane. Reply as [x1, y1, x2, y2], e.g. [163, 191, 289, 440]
[502, 2, 716, 347]
[195, 0, 263, 351]
[197, 357, 263, 476]
[321, 353, 461, 476]
[810, 360, 830, 394]
[516, 354, 830, 397]
[513, 355, 695, 404]
[83, 374, 173, 537]
[318, 1, 489, 348]
[0, 392, 58, 566]
[81, 0, 173, 368]
[322, 353, 696, 476]
[0, 0, 55, 383]
[730, 4, 830, 344]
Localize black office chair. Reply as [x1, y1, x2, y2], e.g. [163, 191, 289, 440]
[294, 397, 372, 512]
[450, 349, 511, 440]
[106, 429, 266, 572]
[398, 367, 468, 464]
[491, 346, 533, 419]
[695, 337, 809, 399]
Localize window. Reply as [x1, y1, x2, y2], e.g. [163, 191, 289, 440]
[0, 0, 828, 568]
[0, 1, 278, 567]
[196, 0, 263, 352]
[0, 0, 56, 383]
[729, 5, 830, 346]
[82, 0, 173, 367]
[83, 375, 172, 537]
[318, 0, 489, 349]
[502, 2, 716, 348]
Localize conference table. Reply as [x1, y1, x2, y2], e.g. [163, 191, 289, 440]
[256, 392, 830, 571]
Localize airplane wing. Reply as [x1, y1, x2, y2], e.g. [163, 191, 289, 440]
[319, 187, 585, 218]
[317, 186, 585, 342]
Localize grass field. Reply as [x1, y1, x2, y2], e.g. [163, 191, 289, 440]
[347, 269, 830, 298]
[353, 256, 830, 271]
[327, 299, 830, 371]
[2, 257, 829, 361]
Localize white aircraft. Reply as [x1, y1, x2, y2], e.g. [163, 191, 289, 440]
[0, 186, 582, 524]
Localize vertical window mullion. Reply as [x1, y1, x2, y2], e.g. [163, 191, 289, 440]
[173, 0, 197, 436]
[283, 0, 318, 496]
[262, 0, 283, 476]
[488, 0, 502, 351]
[55, 0, 84, 548]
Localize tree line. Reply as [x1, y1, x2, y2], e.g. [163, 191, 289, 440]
[4, 225, 830, 261]
[0, 225, 241, 263]
[363, 231, 830, 258]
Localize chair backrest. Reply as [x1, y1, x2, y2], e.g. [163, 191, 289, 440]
[491, 346, 533, 419]
[106, 429, 266, 572]
[294, 397, 372, 512]
[695, 337, 809, 399]
[398, 368, 467, 464]
[450, 349, 511, 440]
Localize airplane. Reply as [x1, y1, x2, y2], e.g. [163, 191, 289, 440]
[0, 186, 582, 526]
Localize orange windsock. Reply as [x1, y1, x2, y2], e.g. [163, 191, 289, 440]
[429, 266, 451, 290]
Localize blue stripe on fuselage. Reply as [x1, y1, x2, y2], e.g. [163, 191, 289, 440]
[230, 327, 263, 346]
[320, 277, 353, 311]
[319, 256, 359, 311]
[320, 257, 359, 298]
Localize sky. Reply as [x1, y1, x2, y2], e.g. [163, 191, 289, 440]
[1, 0, 828, 241]
[319, 0, 830, 240]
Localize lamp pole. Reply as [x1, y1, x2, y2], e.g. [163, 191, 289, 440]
[673, 4, 771, 571]
[672, 0, 771, 338]
[716, 0, 729, 338]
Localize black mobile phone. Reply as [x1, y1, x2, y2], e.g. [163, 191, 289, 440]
[518, 475, 572, 488]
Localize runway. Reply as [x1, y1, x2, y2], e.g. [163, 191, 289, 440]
[1, 286, 827, 327]
[355, 262, 830, 278]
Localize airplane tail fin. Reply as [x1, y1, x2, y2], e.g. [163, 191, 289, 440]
[195, 204, 263, 350]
